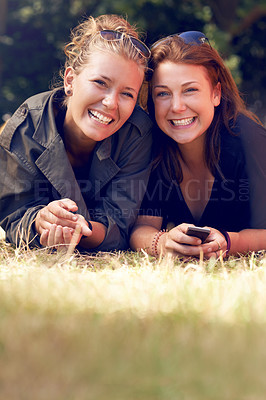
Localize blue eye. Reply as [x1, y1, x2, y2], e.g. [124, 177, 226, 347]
[156, 91, 169, 97]
[94, 80, 106, 86]
[185, 87, 197, 93]
[122, 92, 134, 99]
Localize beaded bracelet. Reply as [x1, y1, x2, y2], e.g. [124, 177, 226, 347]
[151, 230, 166, 257]
[220, 230, 231, 255]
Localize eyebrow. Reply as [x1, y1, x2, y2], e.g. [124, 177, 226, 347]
[154, 81, 199, 89]
[153, 84, 168, 89]
[125, 87, 138, 94]
[182, 81, 199, 85]
[100, 75, 138, 94]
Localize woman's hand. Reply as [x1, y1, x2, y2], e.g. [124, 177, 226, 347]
[39, 224, 78, 250]
[162, 223, 202, 258]
[200, 228, 228, 259]
[161, 223, 227, 259]
[35, 199, 92, 249]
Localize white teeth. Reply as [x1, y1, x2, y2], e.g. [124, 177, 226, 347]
[171, 117, 195, 126]
[89, 110, 112, 125]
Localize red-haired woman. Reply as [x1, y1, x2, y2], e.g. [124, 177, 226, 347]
[130, 31, 266, 258]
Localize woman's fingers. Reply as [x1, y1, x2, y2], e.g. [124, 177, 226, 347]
[165, 240, 203, 257]
[40, 229, 49, 246]
[47, 224, 62, 247]
[164, 224, 202, 256]
[36, 200, 93, 235]
[164, 225, 230, 259]
[40, 224, 78, 250]
[59, 198, 79, 212]
[36, 200, 92, 250]
[62, 226, 74, 244]
[45, 201, 78, 223]
[36, 201, 76, 233]
[204, 250, 224, 259]
[75, 214, 92, 237]
[201, 229, 228, 257]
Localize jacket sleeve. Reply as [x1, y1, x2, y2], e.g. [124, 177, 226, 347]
[90, 121, 153, 251]
[0, 144, 47, 247]
[238, 115, 266, 229]
[0, 105, 52, 247]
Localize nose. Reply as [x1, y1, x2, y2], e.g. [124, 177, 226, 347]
[171, 94, 186, 113]
[102, 91, 118, 110]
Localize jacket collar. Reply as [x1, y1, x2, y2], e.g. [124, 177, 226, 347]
[33, 90, 119, 206]
[1, 89, 122, 212]
[33, 89, 113, 160]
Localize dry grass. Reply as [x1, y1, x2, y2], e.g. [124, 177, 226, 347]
[0, 238, 266, 399]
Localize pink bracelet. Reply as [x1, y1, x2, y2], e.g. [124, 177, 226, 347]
[151, 230, 166, 257]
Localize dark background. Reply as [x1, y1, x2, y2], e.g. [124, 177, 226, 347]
[0, 0, 265, 125]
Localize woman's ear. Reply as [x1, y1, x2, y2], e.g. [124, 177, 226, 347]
[64, 67, 75, 96]
[213, 82, 221, 107]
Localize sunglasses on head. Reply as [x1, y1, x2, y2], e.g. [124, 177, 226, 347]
[97, 30, 151, 59]
[151, 31, 211, 50]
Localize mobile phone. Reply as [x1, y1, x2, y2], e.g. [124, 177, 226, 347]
[186, 226, 210, 243]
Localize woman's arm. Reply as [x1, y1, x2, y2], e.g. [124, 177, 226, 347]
[227, 229, 266, 254]
[130, 216, 221, 258]
[132, 217, 266, 258]
[130, 215, 163, 254]
[200, 228, 266, 258]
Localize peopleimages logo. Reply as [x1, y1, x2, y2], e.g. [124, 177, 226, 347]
[1, 176, 150, 202]
[220, 179, 250, 202]
[1, 176, 250, 203]
[238, 179, 250, 201]
[143, 178, 250, 202]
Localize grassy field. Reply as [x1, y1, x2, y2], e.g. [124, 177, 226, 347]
[0, 232, 266, 400]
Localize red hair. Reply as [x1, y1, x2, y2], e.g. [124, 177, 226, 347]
[146, 36, 260, 182]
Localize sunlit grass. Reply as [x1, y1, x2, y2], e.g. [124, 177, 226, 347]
[0, 238, 266, 399]
[0, 240, 265, 323]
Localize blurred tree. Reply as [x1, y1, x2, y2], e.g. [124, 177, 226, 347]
[0, 0, 8, 90]
[0, 0, 265, 123]
[205, 0, 266, 122]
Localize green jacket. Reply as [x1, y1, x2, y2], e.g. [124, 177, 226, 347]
[0, 89, 153, 250]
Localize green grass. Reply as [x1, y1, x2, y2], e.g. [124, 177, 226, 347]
[0, 237, 266, 400]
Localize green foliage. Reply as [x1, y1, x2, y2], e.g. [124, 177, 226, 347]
[0, 0, 265, 123]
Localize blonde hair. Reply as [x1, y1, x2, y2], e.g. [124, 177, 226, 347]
[63, 14, 148, 74]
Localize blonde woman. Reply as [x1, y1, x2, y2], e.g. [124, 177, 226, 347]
[0, 15, 152, 251]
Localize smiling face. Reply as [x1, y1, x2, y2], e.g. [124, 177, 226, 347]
[152, 62, 221, 147]
[64, 51, 144, 146]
